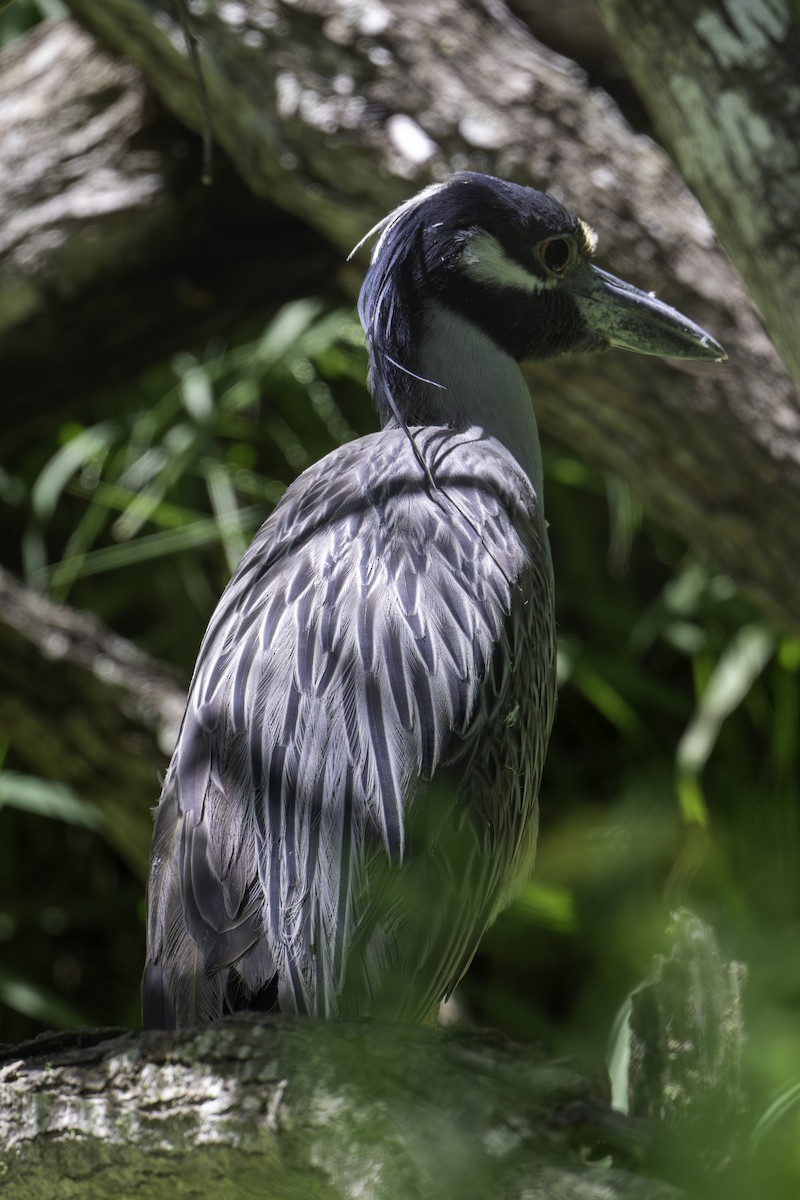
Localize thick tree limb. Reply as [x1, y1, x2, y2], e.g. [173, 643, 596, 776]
[0, 1015, 681, 1200]
[12, 0, 790, 636]
[511, 0, 648, 131]
[0, 20, 339, 438]
[0, 564, 183, 875]
[595, 0, 800, 393]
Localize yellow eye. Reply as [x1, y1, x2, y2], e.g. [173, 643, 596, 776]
[538, 236, 574, 274]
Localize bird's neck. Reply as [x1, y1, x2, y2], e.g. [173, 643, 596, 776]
[400, 301, 544, 498]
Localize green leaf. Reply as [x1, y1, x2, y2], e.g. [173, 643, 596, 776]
[0, 966, 87, 1028]
[255, 299, 326, 368]
[0, 772, 103, 830]
[677, 623, 776, 778]
[37, 510, 262, 584]
[569, 663, 647, 739]
[204, 461, 249, 574]
[509, 881, 577, 932]
[31, 422, 119, 522]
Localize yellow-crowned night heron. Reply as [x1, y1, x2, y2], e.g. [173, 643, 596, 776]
[143, 173, 724, 1029]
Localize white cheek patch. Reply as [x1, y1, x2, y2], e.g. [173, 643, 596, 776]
[460, 231, 553, 292]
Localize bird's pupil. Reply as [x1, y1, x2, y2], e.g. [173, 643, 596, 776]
[542, 238, 571, 272]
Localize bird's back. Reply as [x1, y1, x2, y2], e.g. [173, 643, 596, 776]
[143, 423, 555, 1028]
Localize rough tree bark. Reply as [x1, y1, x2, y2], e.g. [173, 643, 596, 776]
[595, 0, 800, 394]
[0, 20, 339, 438]
[0, 565, 183, 875]
[1, 908, 748, 1198]
[0, 1016, 678, 1200]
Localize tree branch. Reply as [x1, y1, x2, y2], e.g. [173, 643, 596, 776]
[0, 564, 183, 875]
[0, 20, 339, 438]
[595, 0, 800, 393]
[0, 1015, 680, 1200]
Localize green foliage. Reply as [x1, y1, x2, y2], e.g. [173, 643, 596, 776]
[0, 0, 64, 47]
[0, 769, 104, 831]
[2, 298, 799, 1191]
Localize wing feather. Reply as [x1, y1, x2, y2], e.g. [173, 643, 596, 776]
[143, 423, 555, 1027]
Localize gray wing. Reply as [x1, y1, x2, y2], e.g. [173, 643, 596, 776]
[144, 425, 553, 1027]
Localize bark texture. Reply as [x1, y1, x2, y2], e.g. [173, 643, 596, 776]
[0, 1016, 680, 1200]
[627, 910, 747, 1178]
[0, 19, 338, 436]
[595, 0, 800, 393]
[0, 564, 184, 875]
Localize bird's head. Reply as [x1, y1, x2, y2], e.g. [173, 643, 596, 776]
[355, 173, 725, 423]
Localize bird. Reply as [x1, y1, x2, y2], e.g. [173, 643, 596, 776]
[142, 171, 725, 1030]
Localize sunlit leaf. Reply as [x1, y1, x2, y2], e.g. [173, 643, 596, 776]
[509, 881, 577, 932]
[30, 422, 119, 522]
[677, 623, 776, 777]
[204, 461, 249, 573]
[255, 298, 326, 367]
[0, 966, 87, 1028]
[569, 663, 647, 738]
[676, 773, 709, 828]
[179, 365, 215, 425]
[0, 772, 103, 830]
[35, 512, 262, 583]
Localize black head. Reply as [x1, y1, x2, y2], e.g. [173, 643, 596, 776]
[406, 173, 605, 362]
[356, 173, 725, 423]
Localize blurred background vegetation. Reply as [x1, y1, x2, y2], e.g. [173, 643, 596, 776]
[2, 1, 799, 1194]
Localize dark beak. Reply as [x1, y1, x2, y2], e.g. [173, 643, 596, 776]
[565, 263, 726, 362]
